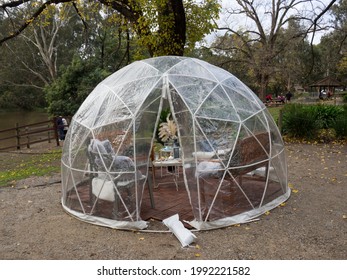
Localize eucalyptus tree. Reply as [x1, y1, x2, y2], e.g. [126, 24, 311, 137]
[212, 0, 337, 101]
[0, 0, 221, 110]
[0, 3, 85, 109]
[0, 0, 221, 56]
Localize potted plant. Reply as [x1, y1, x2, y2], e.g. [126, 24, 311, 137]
[158, 113, 177, 147]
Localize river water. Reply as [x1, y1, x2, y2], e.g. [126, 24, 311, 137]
[0, 111, 51, 149]
[0, 111, 50, 130]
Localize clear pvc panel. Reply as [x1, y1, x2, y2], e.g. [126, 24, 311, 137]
[195, 85, 240, 122]
[195, 118, 239, 159]
[195, 59, 234, 83]
[167, 58, 219, 82]
[102, 61, 160, 88]
[243, 112, 269, 134]
[222, 77, 262, 105]
[144, 56, 185, 73]
[169, 75, 217, 114]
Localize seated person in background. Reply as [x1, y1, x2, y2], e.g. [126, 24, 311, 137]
[319, 90, 326, 100]
[265, 94, 273, 102]
[277, 95, 285, 103]
[327, 90, 333, 99]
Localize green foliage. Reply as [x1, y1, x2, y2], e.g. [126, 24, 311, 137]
[311, 104, 344, 129]
[281, 104, 346, 140]
[184, 0, 220, 52]
[45, 57, 110, 116]
[331, 105, 347, 138]
[282, 104, 320, 139]
[0, 87, 46, 110]
[343, 93, 347, 102]
[91, 0, 220, 57]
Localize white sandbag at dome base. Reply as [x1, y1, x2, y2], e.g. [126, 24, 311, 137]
[163, 214, 197, 247]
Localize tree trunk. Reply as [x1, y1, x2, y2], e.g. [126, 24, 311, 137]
[156, 0, 186, 56]
[104, 0, 187, 56]
[257, 72, 269, 102]
[169, 0, 186, 56]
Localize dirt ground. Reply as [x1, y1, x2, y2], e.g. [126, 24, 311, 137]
[0, 141, 346, 260]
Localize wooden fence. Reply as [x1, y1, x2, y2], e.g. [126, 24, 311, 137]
[0, 118, 61, 151]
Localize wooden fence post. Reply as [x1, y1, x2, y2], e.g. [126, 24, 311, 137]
[0, 119, 62, 151]
[16, 123, 20, 150]
[53, 117, 60, 146]
[26, 127, 30, 148]
[48, 124, 51, 143]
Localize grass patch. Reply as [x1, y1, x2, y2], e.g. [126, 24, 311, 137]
[0, 149, 62, 187]
[267, 106, 282, 123]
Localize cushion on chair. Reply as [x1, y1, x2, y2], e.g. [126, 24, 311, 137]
[113, 155, 135, 171]
[88, 138, 143, 180]
[196, 161, 223, 178]
[89, 139, 107, 154]
[92, 177, 115, 201]
[101, 140, 114, 154]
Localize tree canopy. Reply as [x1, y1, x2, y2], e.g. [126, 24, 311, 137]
[0, 0, 221, 113]
[209, 0, 339, 100]
[0, 0, 221, 56]
[1, 0, 345, 113]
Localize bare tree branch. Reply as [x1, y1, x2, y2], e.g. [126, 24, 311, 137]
[72, 2, 88, 31]
[0, 0, 72, 46]
[4, 42, 49, 86]
[1, 0, 31, 9]
[214, 0, 336, 100]
[308, 0, 337, 45]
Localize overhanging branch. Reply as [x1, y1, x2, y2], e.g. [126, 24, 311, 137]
[0, 0, 72, 46]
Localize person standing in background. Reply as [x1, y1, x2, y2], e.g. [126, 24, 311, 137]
[56, 116, 64, 141]
[62, 117, 68, 139]
[285, 91, 293, 102]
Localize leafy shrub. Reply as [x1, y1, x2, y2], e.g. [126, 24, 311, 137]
[311, 104, 344, 129]
[343, 93, 347, 103]
[45, 56, 110, 116]
[281, 104, 319, 139]
[331, 105, 347, 138]
[281, 104, 346, 140]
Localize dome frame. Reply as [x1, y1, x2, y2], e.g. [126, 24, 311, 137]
[61, 56, 290, 231]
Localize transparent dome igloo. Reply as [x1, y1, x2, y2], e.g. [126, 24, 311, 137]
[61, 56, 290, 231]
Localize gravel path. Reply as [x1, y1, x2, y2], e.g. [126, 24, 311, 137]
[0, 142, 346, 260]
